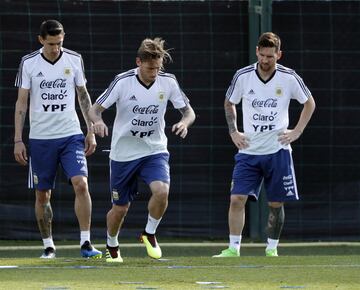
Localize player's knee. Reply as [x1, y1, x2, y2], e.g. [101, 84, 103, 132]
[268, 201, 283, 208]
[230, 194, 247, 209]
[35, 190, 51, 204]
[72, 177, 89, 195]
[151, 182, 169, 201]
[152, 188, 169, 203]
[111, 204, 129, 218]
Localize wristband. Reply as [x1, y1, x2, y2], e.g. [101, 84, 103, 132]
[14, 140, 23, 144]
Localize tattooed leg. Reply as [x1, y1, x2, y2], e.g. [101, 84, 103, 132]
[267, 204, 285, 240]
[35, 190, 53, 239]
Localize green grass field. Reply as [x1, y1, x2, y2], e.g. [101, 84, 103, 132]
[0, 241, 359, 289]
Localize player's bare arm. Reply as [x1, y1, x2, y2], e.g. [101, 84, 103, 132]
[172, 104, 196, 138]
[76, 85, 97, 156]
[278, 95, 316, 145]
[224, 99, 249, 149]
[14, 88, 29, 165]
[89, 103, 108, 138]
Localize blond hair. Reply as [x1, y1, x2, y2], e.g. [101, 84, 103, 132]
[137, 37, 172, 64]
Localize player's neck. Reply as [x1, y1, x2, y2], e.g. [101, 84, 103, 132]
[42, 51, 61, 63]
[257, 67, 276, 81]
[137, 72, 154, 86]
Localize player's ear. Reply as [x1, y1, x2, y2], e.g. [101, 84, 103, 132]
[136, 57, 142, 67]
[38, 35, 44, 45]
[277, 50, 282, 60]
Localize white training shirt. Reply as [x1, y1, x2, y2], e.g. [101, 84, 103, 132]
[226, 63, 312, 155]
[96, 68, 189, 162]
[15, 47, 85, 139]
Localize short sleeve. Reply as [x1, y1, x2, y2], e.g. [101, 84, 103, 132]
[95, 76, 122, 109]
[291, 72, 311, 104]
[15, 59, 31, 89]
[74, 56, 87, 87]
[225, 71, 243, 104]
[168, 76, 189, 109]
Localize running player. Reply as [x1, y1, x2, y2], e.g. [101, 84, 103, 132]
[89, 37, 196, 263]
[14, 19, 102, 259]
[213, 32, 315, 258]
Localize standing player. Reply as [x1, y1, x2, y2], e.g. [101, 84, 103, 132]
[14, 20, 102, 259]
[213, 32, 315, 257]
[89, 37, 195, 262]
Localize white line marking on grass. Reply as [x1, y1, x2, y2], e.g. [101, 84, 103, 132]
[157, 258, 171, 262]
[0, 241, 359, 251]
[1, 264, 360, 270]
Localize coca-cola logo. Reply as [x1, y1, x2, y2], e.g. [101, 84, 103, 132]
[132, 105, 159, 114]
[252, 98, 278, 108]
[40, 79, 67, 89]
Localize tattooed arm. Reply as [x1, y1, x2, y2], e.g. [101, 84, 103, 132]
[76, 86, 96, 156]
[224, 98, 249, 149]
[14, 88, 29, 165]
[76, 86, 93, 131]
[172, 104, 196, 139]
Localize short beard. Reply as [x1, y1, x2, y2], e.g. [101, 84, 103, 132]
[259, 63, 271, 72]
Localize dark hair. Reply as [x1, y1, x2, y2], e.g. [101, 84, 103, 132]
[39, 20, 64, 39]
[137, 37, 172, 64]
[257, 32, 281, 52]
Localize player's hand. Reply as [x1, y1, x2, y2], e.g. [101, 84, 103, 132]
[84, 132, 97, 156]
[230, 131, 249, 149]
[172, 121, 188, 138]
[91, 120, 108, 138]
[14, 141, 28, 166]
[278, 129, 302, 145]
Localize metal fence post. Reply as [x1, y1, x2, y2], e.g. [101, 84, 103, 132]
[248, 0, 272, 240]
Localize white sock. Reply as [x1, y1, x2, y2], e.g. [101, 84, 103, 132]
[145, 214, 162, 234]
[229, 234, 241, 252]
[80, 231, 90, 246]
[266, 238, 279, 250]
[107, 232, 119, 247]
[43, 237, 55, 250]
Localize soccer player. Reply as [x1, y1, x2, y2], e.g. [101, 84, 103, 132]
[14, 20, 102, 259]
[213, 32, 315, 257]
[89, 37, 196, 262]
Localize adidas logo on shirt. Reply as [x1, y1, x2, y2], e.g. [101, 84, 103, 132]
[36, 72, 44, 77]
[248, 89, 255, 95]
[129, 95, 137, 101]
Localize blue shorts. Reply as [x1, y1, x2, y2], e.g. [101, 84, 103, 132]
[110, 153, 170, 205]
[231, 149, 299, 202]
[28, 134, 87, 190]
